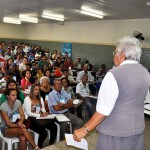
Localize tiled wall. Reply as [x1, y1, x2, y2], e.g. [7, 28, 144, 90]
[1, 38, 150, 71]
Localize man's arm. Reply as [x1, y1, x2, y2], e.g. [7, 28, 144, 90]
[53, 99, 74, 111]
[76, 93, 88, 101]
[73, 111, 107, 142]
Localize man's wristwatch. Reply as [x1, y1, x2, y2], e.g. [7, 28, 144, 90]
[83, 124, 90, 133]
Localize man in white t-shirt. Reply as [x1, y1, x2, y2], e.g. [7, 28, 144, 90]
[76, 75, 93, 119]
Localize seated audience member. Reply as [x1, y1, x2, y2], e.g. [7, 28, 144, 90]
[97, 64, 107, 79]
[24, 84, 57, 148]
[0, 88, 39, 150]
[61, 77, 75, 98]
[54, 57, 62, 68]
[6, 58, 14, 70]
[74, 57, 83, 70]
[4, 47, 14, 60]
[63, 52, 68, 62]
[64, 57, 74, 69]
[0, 66, 6, 79]
[38, 54, 49, 69]
[76, 75, 94, 119]
[0, 70, 13, 90]
[19, 57, 28, 72]
[0, 50, 6, 68]
[76, 64, 94, 83]
[36, 65, 48, 81]
[62, 69, 76, 84]
[14, 54, 22, 66]
[61, 77, 78, 114]
[46, 54, 53, 70]
[28, 52, 35, 62]
[48, 79, 83, 140]
[21, 70, 34, 90]
[41, 65, 48, 75]
[9, 63, 21, 84]
[53, 64, 64, 78]
[57, 53, 63, 61]
[51, 50, 58, 61]
[44, 69, 54, 85]
[84, 60, 94, 71]
[0, 79, 25, 104]
[40, 76, 53, 112]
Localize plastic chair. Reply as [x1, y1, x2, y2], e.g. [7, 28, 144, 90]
[0, 130, 19, 150]
[29, 122, 60, 145]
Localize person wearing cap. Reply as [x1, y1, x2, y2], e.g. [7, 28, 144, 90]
[38, 54, 49, 69]
[74, 57, 83, 70]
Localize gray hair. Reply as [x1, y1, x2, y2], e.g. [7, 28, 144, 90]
[39, 76, 50, 84]
[116, 36, 141, 62]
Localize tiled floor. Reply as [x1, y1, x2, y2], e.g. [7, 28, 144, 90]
[1, 116, 150, 150]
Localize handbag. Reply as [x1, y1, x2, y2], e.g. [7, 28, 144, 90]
[15, 118, 31, 129]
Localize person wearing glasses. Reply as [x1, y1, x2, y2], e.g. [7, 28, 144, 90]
[48, 79, 83, 141]
[73, 36, 150, 150]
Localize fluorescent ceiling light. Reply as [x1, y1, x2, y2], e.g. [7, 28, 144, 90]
[80, 6, 104, 19]
[42, 11, 64, 21]
[147, 2, 150, 6]
[19, 14, 38, 23]
[3, 17, 21, 24]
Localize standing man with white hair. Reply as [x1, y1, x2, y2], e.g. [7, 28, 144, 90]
[73, 36, 150, 150]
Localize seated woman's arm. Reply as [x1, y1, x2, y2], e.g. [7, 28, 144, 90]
[40, 97, 46, 113]
[24, 97, 40, 118]
[0, 111, 18, 128]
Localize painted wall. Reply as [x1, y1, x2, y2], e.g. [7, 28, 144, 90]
[0, 19, 150, 45]
[24, 19, 150, 45]
[0, 23, 27, 39]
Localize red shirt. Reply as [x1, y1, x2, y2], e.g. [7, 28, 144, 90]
[54, 68, 62, 77]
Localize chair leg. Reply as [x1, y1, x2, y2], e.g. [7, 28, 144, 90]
[34, 133, 39, 145]
[14, 142, 18, 149]
[2, 141, 5, 150]
[54, 122, 60, 143]
[47, 129, 51, 140]
[7, 140, 13, 150]
[68, 122, 72, 134]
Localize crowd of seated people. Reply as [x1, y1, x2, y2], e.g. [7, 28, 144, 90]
[0, 41, 107, 149]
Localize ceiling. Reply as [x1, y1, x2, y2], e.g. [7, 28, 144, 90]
[0, 0, 150, 24]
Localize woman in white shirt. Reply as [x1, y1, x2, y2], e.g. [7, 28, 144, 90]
[24, 83, 57, 148]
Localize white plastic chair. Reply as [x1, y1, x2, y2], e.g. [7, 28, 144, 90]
[0, 130, 19, 150]
[29, 122, 61, 145]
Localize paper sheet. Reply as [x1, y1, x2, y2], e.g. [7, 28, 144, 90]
[144, 103, 150, 111]
[56, 114, 70, 122]
[65, 134, 88, 150]
[36, 114, 56, 119]
[88, 95, 98, 99]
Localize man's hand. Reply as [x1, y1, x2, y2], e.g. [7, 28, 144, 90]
[67, 99, 74, 108]
[73, 127, 87, 142]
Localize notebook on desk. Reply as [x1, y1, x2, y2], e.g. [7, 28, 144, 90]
[56, 114, 70, 122]
[36, 114, 56, 119]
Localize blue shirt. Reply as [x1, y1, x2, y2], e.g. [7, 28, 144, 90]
[48, 89, 71, 114]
